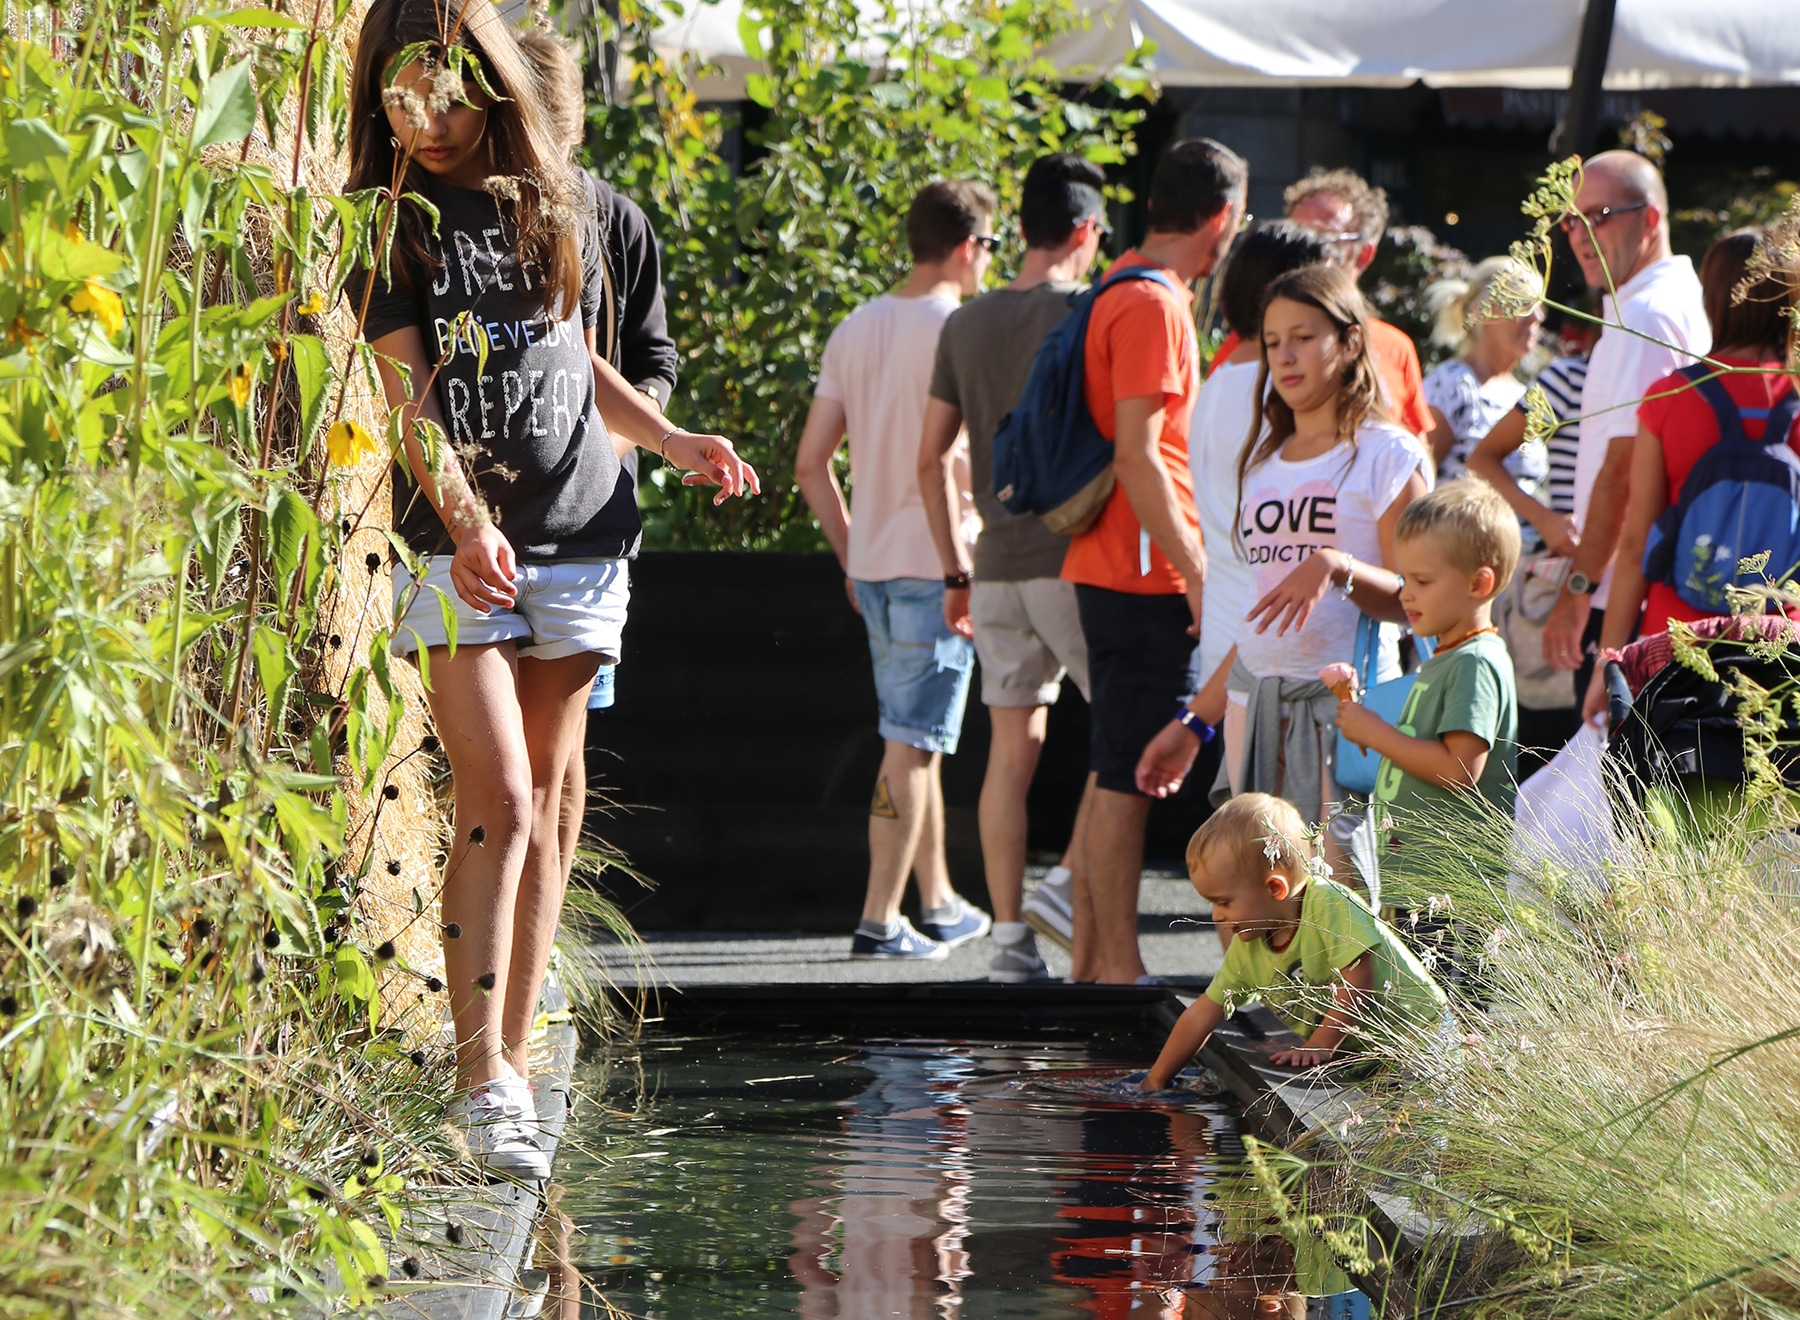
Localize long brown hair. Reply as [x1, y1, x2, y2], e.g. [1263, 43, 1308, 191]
[1701, 227, 1794, 353]
[1236, 264, 1386, 527]
[348, 0, 581, 319]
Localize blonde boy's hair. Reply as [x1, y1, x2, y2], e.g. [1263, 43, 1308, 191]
[516, 27, 586, 154]
[1394, 478, 1522, 598]
[1187, 793, 1314, 889]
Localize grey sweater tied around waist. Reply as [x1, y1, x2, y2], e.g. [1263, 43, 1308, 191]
[1211, 657, 1340, 827]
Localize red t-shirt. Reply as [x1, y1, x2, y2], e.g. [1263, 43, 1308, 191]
[1206, 320, 1432, 437]
[1061, 253, 1200, 596]
[1637, 355, 1798, 636]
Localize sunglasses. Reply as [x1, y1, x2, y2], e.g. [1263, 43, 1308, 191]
[1560, 201, 1648, 235]
[974, 234, 1002, 254]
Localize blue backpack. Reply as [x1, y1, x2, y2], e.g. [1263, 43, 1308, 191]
[992, 265, 1182, 536]
[1641, 363, 1800, 614]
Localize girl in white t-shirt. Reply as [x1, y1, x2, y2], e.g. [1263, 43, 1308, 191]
[1188, 221, 1334, 694]
[1139, 264, 1429, 828]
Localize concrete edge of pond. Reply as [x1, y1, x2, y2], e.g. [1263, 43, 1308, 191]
[369, 981, 580, 1320]
[1173, 995, 1506, 1311]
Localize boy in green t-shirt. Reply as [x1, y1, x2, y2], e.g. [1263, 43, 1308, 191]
[1333, 480, 1521, 881]
[1143, 794, 1447, 1088]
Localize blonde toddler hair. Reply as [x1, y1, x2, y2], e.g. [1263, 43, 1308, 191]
[1187, 793, 1315, 890]
[516, 27, 586, 154]
[1394, 479, 1522, 598]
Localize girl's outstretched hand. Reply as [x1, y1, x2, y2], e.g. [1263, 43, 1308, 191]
[1244, 549, 1342, 637]
[450, 522, 518, 614]
[663, 430, 762, 505]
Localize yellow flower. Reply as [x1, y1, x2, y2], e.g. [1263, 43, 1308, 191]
[326, 419, 379, 467]
[69, 280, 124, 337]
[297, 290, 326, 316]
[64, 221, 82, 242]
[226, 367, 253, 407]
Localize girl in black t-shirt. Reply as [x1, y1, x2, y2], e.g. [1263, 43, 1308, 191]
[347, 0, 758, 1178]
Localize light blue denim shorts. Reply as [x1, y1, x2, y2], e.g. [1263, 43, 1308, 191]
[392, 556, 630, 662]
[852, 577, 975, 755]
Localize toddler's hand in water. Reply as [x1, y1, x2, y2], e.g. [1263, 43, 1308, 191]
[1269, 1046, 1335, 1069]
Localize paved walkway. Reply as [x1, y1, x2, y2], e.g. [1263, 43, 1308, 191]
[593, 867, 1224, 988]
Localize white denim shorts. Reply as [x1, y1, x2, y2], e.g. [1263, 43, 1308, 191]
[391, 556, 630, 662]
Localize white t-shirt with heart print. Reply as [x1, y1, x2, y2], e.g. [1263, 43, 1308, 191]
[1231, 419, 1430, 685]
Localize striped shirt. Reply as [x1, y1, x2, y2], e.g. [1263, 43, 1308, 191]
[1507, 354, 1586, 556]
[1532, 354, 1587, 516]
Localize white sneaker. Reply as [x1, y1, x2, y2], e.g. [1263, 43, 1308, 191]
[450, 1084, 550, 1181]
[1022, 867, 1075, 951]
[487, 1067, 545, 1140]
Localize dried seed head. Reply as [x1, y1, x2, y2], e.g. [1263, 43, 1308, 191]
[329, 634, 343, 648]
[382, 784, 400, 801]
[264, 927, 282, 949]
[360, 1146, 380, 1167]
[341, 517, 353, 536]
[16, 895, 37, 921]
[410, 1049, 428, 1068]
[402, 1256, 421, 1278]
[382, 84, 429, 132]
[48, 865, 68, 888]
[445, 1222, 464, 1245]
[421, 735, 440, 753]
[191, 915, 214, 941]
[0, 994, 17, 1016]
[475, 971, 496, 991]
[251, 957, 267, 983]
[482, 175, 522, 203]
[376, 941, 397, 961]
[365, 551, 382, 574]
[443, 922, 462, 939]
[468, 825, 486, 845]
[425, 976, 444, 993]
[386, 860, 402, 876]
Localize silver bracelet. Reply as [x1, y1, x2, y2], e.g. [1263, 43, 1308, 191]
[654, 427, 677, 459]
[1336, 556, 1356, 600]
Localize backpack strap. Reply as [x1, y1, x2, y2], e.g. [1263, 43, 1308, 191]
[1678, 361, 1750, 448]
[1093, 265, 1182, 299]
[1767, 381, 1800, 451]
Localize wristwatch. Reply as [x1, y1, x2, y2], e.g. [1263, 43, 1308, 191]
[1566, 570, 1600, 596]
[944, 571, 972, 590]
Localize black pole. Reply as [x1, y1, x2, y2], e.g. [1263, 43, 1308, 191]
[1549, 0, 1619, 157]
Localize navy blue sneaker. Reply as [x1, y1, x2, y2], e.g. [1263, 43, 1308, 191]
[918, 897, 992, 950]
[851, 917, 948, 961]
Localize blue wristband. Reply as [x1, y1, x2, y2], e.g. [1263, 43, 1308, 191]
[1175, 704, 1215, 743]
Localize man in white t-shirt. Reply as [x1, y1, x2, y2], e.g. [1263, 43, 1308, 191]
[796, 180, 998, 961]
[1542, 151, 1710, 701]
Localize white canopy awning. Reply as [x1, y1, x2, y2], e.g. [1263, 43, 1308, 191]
[654, 0, 1800, 99]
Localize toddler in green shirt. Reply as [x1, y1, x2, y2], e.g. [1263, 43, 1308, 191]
[1332, 480, 1521, 882]
[1143, 793, 1447, 1088]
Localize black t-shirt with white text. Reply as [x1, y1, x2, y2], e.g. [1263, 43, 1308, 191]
[357, 179, 640, 563]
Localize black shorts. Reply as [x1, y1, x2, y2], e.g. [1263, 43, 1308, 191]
[1075, 585, 1194, 795]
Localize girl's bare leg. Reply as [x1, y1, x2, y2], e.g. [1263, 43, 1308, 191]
[423, 642, 534, 1091]
[502, 651, 603, 1080]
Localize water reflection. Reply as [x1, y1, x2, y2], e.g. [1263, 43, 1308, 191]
[559, 1034, 1329, 1318]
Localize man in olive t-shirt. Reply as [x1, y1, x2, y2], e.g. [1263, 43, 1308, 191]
[918, 154, 1110, 984]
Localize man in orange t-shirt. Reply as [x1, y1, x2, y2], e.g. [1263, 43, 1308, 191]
[1062, 138, 1246, 984]
[1275, 168, 1434, 443]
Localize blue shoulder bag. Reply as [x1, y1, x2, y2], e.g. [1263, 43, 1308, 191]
[1334, 614, 1434, 798]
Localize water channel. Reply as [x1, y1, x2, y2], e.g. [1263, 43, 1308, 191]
[551, 1030, 1371, 1318]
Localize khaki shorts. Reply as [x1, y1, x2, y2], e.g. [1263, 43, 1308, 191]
[971, 578, 1090, 708]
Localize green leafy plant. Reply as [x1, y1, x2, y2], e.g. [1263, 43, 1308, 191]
[0, 2, 646, 1310]
[587, 0, 1150, 549]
